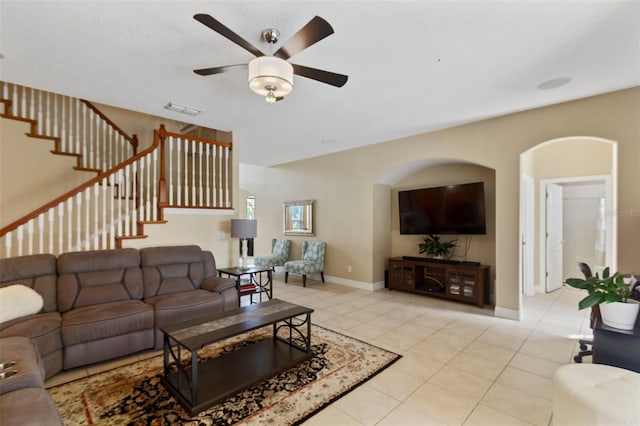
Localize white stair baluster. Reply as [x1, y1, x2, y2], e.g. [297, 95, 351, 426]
[115, 170, 122, 237]
[75, 193, 82, 250]
[37, 91, 43, 134]
[198, 143, 203, 207]
[225, 146, 230, 207]
[131, 162, 137, 236]
[11, 84, 19, 116]
[168, 137, 174, 206]
[27, 220, 34, 255]
[191, 139, 196, 205]
[60, 96, 66, 151]
[205, 144, 210, 207]
[212, 145, 217, 207]
[46, 91, 52, 136]
[48, 209, 54, 254]
[29, 88, 35, 120]
[4, 232, 12, 258]
[93, 183, 100, 249]
[124, 165, 131, 236]
[81, 107, 87, 164]
[139, 156, 145, 222]
[38, 215, 45, 254]
[184, 139, 189, 206]
[52, 94, 59, 138]
[17, 225, 24, 257]
[59, 203, 65, 254]
[152, 150, 158, 221]
[176, 137, 181, 206]
[101, 177, 108, 249]
[20, 86, 27, 118]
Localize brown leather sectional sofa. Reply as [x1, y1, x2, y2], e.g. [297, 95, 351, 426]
[0, 245, 238, 424]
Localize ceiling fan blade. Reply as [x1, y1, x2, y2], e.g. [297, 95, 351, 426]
[292, 64, 348, 88]
[193, 64, 248, 76]
[274, 16, 334, 60]
[194, 14, 265, 57]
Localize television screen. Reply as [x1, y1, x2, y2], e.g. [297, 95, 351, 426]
[399, 182, 486, 235]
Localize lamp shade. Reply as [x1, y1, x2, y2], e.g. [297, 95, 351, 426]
[230, 219, 257, 239]
[248, 56, 293, 97]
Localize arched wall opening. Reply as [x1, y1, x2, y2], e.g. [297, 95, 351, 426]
[374, 158, 497, 305]
[519, 136, 617, 297]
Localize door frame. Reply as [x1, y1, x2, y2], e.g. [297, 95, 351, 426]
[538, 174, 615, 292]
[520, 174, 535, 296]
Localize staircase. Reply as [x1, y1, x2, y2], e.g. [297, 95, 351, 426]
[1, 81, 138, 173]
[0, 82, 233, 258]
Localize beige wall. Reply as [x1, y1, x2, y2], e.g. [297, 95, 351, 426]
[0, 109, 95, 227]
[121, 211, 236, 268]
[241, 87, 640, 318]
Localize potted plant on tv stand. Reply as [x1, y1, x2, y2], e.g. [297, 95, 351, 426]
[566, 267, 639, 330]
[418, 234, 457, 260]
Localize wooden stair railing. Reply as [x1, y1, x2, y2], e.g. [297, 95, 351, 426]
[1, 126, 234, 258]
[0, 81, 137, 174]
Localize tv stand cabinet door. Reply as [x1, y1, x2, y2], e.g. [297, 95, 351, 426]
[389, 259, 415, 291]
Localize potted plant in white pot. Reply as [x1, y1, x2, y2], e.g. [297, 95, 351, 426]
[566, 267, 639, 330]
[418, 234, 457, 260]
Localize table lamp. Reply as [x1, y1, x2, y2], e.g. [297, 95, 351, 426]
[230, 219, 257, 269]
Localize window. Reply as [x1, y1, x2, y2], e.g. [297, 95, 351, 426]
[246, 196, 255, 219]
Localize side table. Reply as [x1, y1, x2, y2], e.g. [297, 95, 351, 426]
[217, 266, 273, 305]
[593, 317, 640, 373]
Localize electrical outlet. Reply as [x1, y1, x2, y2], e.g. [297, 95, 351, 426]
[347, 265, 352, 273]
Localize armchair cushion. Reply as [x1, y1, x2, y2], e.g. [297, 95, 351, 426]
[255, 239, 291, 268]
[284, 240, 326, 274]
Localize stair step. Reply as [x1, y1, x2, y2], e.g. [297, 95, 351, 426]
[73, 166, 101, 174]
[52, 150, 81, 158]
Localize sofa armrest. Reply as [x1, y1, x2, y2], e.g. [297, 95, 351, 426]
[201, 276, 237, 293]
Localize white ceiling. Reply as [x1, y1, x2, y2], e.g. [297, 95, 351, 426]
[1, 1, 639, 166]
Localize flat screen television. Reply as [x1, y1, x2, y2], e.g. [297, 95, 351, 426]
[399, 182, 486, 235]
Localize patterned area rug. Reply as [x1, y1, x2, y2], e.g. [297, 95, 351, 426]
[49, 325, 400, 425]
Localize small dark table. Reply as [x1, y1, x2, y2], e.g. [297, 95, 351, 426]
[160, 299, 314, 415]
[218, 266, 273, 305]
[593, 317, 640, 373]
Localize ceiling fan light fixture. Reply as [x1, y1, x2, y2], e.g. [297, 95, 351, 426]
[248, 56, 293, 100]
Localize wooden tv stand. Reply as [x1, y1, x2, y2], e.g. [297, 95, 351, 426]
[387, 257, 490, 307]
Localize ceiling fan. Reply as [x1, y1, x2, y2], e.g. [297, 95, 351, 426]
[193, 14, 348, 103]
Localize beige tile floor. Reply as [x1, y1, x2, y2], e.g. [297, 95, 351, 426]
[46, 276, 592, 426]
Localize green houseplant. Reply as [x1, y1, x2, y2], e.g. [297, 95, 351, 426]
[418, 234, 456, 259]
[566, 267, 639, 330]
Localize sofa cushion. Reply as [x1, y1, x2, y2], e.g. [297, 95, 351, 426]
[0, 285, 44, 323]
[57, 248, 143, 312]
[61, 300, 154, 347]
[145, 289, 223, 317]
[146, 289, 224, 348]
[0, 337, 43, 395]
[0, 254, 57, 313]
[141, 245, 207, 297]
[0, 387, 63, 425]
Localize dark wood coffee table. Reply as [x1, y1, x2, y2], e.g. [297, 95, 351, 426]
[160, 299, 314, 415]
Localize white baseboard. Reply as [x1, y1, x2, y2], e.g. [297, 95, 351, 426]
[494, 306, 523, 321]
[323, 275, 384, 291]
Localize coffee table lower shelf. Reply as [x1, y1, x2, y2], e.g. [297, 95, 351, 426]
[162, 337, 314, 415]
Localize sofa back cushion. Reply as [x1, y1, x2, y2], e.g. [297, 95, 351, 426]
[141, 245, 211, 298]
[0, 254, 57, 313]
[56, 248, 142, 312]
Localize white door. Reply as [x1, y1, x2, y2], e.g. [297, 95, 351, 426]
[546, 183, 564, 292]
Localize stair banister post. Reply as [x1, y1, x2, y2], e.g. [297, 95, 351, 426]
[131, 134, 139, 155]
[158, 125, 168, 221]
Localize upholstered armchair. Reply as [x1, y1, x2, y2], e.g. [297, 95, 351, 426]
[284, 240, 326, 287]
[254, 238, 292, 270]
